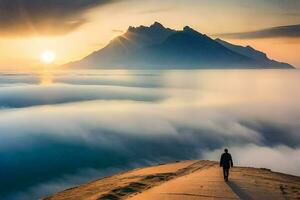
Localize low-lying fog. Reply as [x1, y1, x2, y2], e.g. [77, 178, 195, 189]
[0, 69, 299, 199]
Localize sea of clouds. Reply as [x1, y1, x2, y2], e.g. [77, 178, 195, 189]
[0, 70, 299, 200]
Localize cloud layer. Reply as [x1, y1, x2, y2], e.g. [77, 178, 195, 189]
[203, 145, 300, 176]
[0, 70, 299, 199]
[0, 84, 165, 108]
[217, 24, 300, 39]
[0, 0, 117, 36]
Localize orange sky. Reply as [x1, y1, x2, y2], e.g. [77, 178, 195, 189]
[0, 0, 299, 70]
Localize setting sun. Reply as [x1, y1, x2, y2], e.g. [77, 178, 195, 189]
[41, 50, 56, 64]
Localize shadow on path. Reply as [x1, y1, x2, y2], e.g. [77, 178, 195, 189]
[227, 181, 253, 200]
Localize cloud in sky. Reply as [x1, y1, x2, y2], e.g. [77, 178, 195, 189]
[0, 84, 165, 108]
[216, 24, 300, 39]
[0, 0, 118, 36]
[112, 29, 124, 33]
[203, 145, 300, 176]
[138, 7, 175, 14]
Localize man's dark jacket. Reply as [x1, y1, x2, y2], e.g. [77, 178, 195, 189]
[220, 153, 233, 169]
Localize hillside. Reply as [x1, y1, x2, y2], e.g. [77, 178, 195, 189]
[65, 22, 294, 69]
[43, 160, 300, 200]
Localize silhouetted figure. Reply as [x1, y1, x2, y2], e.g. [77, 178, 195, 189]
[220, 148, 233, 181]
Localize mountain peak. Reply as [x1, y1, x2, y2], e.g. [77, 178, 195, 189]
[183, 26, 201, 35]
[150, 22, 165, 29]
[127, 22, 166, 33]
[183, 26, 192, 31]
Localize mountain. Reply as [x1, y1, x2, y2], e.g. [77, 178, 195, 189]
[44, 160, 300, 200]
[215, 38, 268, 61]
[65, 22, 294, 69]
[215, 38, 292, 68]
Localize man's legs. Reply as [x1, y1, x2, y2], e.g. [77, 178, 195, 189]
[227, 168, 230, 180]
[223, 167, 226, 180]
[223, 167, 229, 181]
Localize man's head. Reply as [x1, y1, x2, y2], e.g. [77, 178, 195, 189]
[224, 148, 228, 153]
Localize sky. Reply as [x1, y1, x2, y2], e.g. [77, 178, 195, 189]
[0, 0, 299, 69]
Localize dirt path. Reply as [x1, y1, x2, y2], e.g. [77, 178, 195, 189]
[128, 165, 238, 200]
[43, 160, 300, 200]
[128, 165, 300, 200]
[44, 160, 212, 200]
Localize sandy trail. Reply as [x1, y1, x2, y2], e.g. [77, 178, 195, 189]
[44, 160, 300, 200]
[128, 164, 300, 200]
[128, 164, 238, 200]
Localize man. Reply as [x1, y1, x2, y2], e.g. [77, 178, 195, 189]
[220, 148, 233, 181]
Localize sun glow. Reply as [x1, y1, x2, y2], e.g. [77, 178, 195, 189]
[41, 50, 56, 64]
